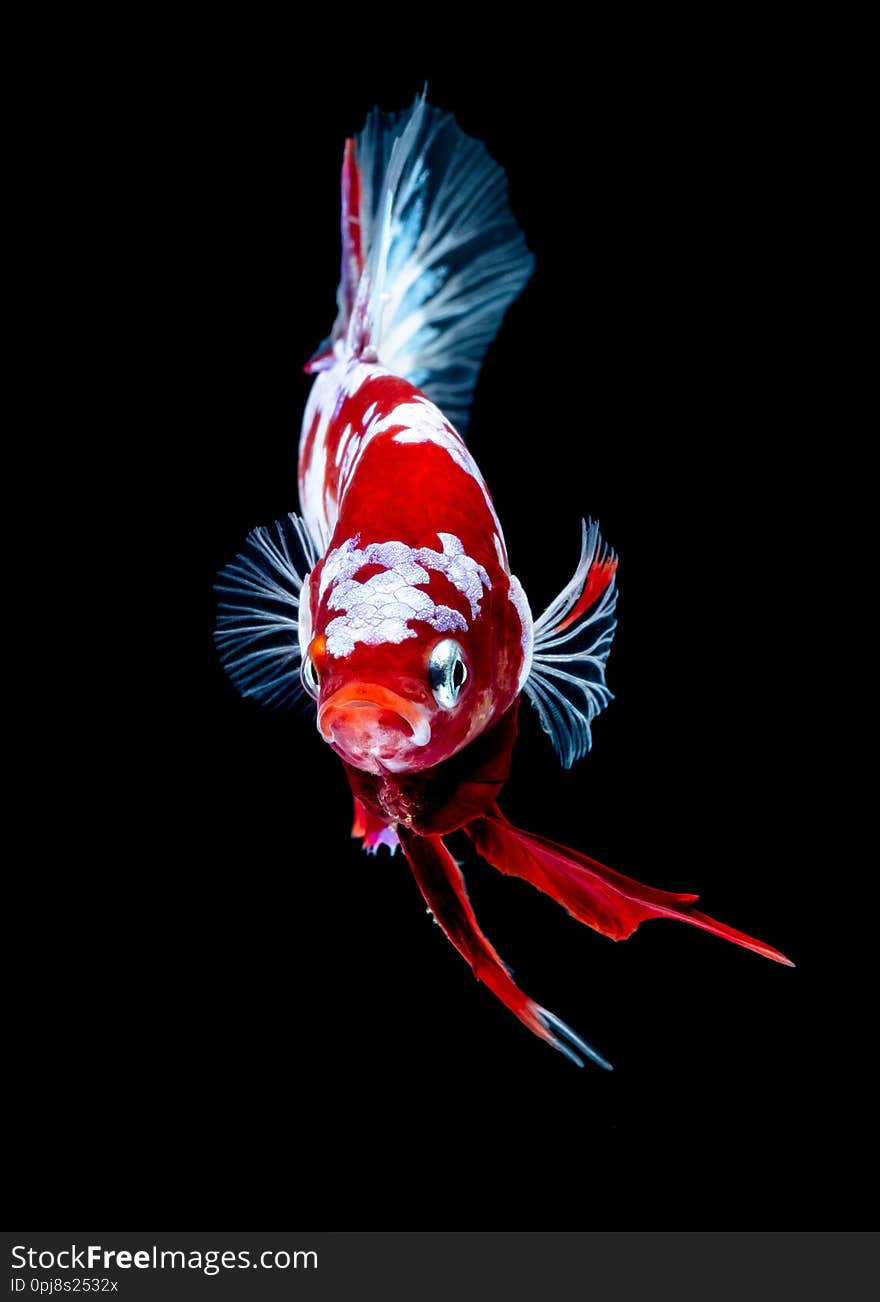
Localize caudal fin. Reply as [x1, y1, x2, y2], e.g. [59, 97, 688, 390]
[398, 827, 612, 1069]
[313, 92, 534, 434]
[467, 809, 793, 965]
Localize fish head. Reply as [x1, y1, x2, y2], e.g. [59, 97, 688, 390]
[301, 533, 532, 774]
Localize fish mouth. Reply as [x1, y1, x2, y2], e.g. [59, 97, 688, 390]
[317, 682, 432, 772]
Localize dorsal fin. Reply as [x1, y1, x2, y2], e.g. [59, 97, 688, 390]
[319, 93, 534, 434]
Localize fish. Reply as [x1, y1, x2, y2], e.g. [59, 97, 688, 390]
[215, 94, 792, 1068]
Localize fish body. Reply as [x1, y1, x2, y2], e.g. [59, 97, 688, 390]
[297, 355, 527, 779]
[217, 96, 791, 1067]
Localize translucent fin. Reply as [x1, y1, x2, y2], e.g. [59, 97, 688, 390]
[214, 513, 318, 709]
[336, 92, 534, 433]
[351, 797, 400, 855]
[524, 520, 618, 768]
[538, 1008, 613, 1071]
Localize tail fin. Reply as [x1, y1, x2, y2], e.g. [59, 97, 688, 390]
[467, 809, 794, 966]
[316, 92, 534, 434]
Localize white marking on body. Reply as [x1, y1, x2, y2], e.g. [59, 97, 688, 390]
[429, 533, 490, 619]
[300, 369, 337, 552]
[339, 430, 363, 486]
[334, 423, 353, 466]
[493, 531, 509, 573]
[337, 394, 458, 485]
[388, 405, 473, 477]
[298, 570, 314, 660]
[342, 360, 382, 397]
[386, 397, 503, 536]
[507, 573, 534, 691]
[319, 534, 492, 659]
[302, 369, 503, 548]
[299, 352, 387, 548]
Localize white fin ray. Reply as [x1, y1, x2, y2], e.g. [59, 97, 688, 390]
[348, 93, 534, 434]
[214, 514, 318, 709]
[524, 520, 618, 769]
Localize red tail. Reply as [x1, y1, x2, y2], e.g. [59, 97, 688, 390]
[397, 827, 611, 1068]
[467, 809, 793, 966]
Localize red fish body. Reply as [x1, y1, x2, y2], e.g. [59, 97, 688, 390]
[217, 96, 791, 1067]
[299, 360, 526, 776]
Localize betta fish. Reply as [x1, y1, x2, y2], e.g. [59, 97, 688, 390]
[216, 95, 791, 1068]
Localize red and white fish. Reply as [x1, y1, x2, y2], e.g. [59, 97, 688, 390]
[216, 95, 792, 1067]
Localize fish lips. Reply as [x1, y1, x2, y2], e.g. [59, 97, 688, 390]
[317, 681, 432, 773]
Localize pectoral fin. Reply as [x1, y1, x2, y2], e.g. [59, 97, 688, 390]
[524, 519, 618, 768]
[214, 513, 317, 709]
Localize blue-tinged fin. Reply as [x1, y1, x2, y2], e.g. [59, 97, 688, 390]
[538, 1007, 613, 1071]
[524, 520, 619, 769]
[214, 513, 318, 709]
[339, 91, 534, 434]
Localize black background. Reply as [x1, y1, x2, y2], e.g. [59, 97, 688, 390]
[12, 30, 863, 1231]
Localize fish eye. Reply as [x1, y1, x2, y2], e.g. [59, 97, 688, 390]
[428, 638, 468, 709]
[301, 654, 320, 700]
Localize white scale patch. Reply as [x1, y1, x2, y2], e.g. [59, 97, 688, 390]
[493, 531, 509, 573]
[300, 369, 336, 552]
[334, 422, 353, 466]
[334, 393, 505, 539]
[388, 398, 504, 537]
[388, 403, 474, 477]
[300, 353, 387, 552]
[507, 573, 534, 691]
[319, 533, 492, 659]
